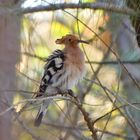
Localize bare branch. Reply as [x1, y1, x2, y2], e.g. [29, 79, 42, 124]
[17, 117, 45, 140]
[44, 122, 134, 139]
[66, 91, 98, 140]
[23, 52, 140, 64]
[15, 2, 139, 16]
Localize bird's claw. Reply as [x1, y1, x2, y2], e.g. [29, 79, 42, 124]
[68, 89, 77, 98]
[57, 88, 77, 99]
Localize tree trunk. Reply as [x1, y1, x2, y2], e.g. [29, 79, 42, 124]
[0, 0, 20, 140]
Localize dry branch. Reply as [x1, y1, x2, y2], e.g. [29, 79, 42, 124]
[44, 122, 134, 139]
[16, 2, 138, 16]
[23, 52, 140, 64]
[13, 89, 98, 140]
[0, 2, 138, 16]
[64, 91, 98, 140]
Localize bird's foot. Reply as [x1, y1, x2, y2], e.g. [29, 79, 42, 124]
[56, 88, 77, 99]
[56, 88, 66, 96]
[67, 89, 77, 99]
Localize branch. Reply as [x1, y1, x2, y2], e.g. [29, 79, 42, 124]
[96, 129, 134, 140]
[66, 91, 98, 140]
[0, 92, 70, 117]
[86, 60, 140, 65]
[14, 109, 45, 140]
[23, 52, 140, 65]
[93, 103, 140, 125]
[64, 9, 140, 91]
[17, 117, 45, 140]
[13, 89, 98, 140]
[13, 2, 139, 16]
[44, 122, 134, 139]
[84, 78, 140, 137]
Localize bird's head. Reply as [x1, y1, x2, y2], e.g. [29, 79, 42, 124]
[55, 34, 88, 47]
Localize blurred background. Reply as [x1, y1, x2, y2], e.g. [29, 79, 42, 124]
[0, 0, 140, 140]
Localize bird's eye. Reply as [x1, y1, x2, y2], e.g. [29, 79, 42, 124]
[68, 39, 71, 42]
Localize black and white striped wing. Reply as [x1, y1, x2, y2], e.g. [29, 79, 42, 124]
[37, 50, 65, 96]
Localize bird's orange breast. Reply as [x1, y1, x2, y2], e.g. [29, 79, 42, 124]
[63, 47, 86, 88]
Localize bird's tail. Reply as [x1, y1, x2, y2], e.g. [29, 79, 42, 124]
[34, 99, 52, 127]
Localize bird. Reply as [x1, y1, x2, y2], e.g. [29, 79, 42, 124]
[34, 34, 88, 127]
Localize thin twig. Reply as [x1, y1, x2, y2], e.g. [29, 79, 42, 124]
[63, 9, 140, 91]
[43, 122, 134, 139]
[23, 51, 140, 64]
[0, 94, 70, 117]
[93, 103, 140, 125]
[17, 117, 44, 140]
[99, 68, 121, 139]
[84, 78, 140, 137]
[66, 92, 98, 140]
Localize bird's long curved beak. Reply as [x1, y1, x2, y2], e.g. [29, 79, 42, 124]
[78, 40, 89, 44]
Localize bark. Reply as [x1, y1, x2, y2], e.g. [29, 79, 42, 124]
[0, 0, 20, 140]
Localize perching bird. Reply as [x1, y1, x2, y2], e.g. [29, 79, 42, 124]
[34, 34, 88, 126]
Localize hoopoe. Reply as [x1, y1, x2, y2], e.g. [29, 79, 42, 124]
[34, 34, 88, 126]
